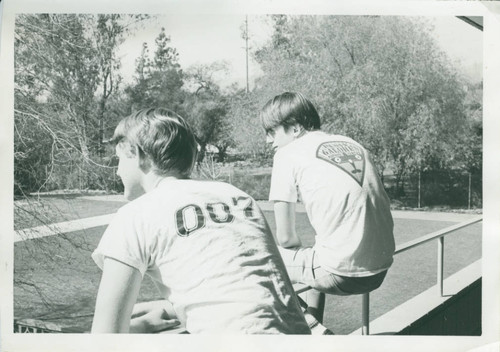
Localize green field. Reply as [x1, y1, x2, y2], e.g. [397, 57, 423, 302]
[13, 196, 482, 334]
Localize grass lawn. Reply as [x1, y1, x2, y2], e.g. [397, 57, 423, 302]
[13, 197, 482, 334]
[14, 196, 125, 230]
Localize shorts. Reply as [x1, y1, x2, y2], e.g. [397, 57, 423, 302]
[279, 247, 387, 296]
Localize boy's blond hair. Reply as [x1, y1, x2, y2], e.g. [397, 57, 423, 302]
[112, 108, 198, 178]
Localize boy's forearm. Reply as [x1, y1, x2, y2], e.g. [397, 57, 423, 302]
[92, 309, 132, 333]
[273, 201, 302, 248]
[91, 258, 142, 333]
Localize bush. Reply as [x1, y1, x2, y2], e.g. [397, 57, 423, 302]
[427, 169, 481, 208]
[40, 156, 122, 193]
[397, 169, 482, 209]
[231, 172, 271, 201]
[192, 157, 272, 200]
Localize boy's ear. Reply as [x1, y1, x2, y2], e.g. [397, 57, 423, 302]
[292, 124, 303, 137]
[135, 145, 152, 172]
[117, 141, 137, 158]
[124, 143, 139, 158]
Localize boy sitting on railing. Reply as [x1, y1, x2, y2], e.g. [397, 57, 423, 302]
[91, 108, 310, 334]
[260, 92, 396, 326]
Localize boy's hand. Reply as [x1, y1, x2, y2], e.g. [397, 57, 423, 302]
[130, 300, 180, 333]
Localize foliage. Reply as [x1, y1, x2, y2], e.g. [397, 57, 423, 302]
[181, 62, 235, 163]
[226, 90, 271, 158]
[184, 61, 229, 95]
[410, 169, 482, 208]
[230, 172, 271, 201]
[14, 14, 482, 209]
[14, 14, 147, 194]
[247, 15, 478, 196]
[123, 31, 236, 163]
[125, 28, 185, 113]
[14, 105, 54, 194]
[449, 82, 483, 174]
[16, 14, 100, 159]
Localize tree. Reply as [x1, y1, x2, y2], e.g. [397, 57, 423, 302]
[14, 14, 150, 323]
[249, 15, 471, 195]
[125, 28, 185, 112]
[185, 98, 230, 162]
[14, 14, 147, 193]
[184, 61, 229, 95]
[94, 15, 125, 156]
[181, 62, 234, 163]
[227, 90, 270, 158]
[449, 81, 483, 208]
[15, 14, 98, 193]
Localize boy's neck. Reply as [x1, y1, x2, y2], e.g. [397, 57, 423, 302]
[296, 129, 308, 138]
[143, 173, 180, 193]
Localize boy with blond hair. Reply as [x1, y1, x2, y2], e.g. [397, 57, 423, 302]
[91, 107, 310, 334]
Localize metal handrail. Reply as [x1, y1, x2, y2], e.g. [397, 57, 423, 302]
[295, 215, 483, 335]
[394, 216, 482, 254]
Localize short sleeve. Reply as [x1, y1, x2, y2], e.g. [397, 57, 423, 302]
[269, 150, 297, 203]
[92, 206, 150, 277]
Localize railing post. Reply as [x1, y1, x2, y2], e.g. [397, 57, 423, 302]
[437, 236, 444, 296]
[362, 292, 369, 335]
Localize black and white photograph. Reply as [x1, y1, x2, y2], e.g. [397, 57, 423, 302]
[1, 0, 499, 351]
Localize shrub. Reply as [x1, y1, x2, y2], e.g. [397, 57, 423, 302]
[230, 172, 271, 201]
[406, 169, 482, 208]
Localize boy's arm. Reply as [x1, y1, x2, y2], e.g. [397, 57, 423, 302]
[92, 257, 142, 333]
[273, 201, 302, 248]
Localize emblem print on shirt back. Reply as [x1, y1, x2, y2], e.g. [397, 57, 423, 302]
[316, 141, 366, 186]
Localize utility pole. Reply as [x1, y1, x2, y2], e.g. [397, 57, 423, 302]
[245, 15, 249, 93]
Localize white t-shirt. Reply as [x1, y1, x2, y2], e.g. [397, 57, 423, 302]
[92, 179, 310, 334]
[269, 131, 395, 277]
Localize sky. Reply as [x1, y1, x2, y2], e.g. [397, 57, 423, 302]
[432, 16, 483, 80]
[118, 14, 271, 89]
[120, 15, 483, 89]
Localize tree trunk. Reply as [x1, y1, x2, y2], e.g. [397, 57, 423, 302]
[394, 169, 405, 197]
[217, 145, 228, 163]
[77, 132, 90, 160]
[197, 143, 207, 164]
[98, 97, 106, 157]
[468, 171, 472, 209]
[98, 69, 112, 157]
[379, 166, 385, 185]
[417, 170, 421, 208]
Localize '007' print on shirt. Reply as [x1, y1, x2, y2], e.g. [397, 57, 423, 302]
[316, 141, 366, 186]
[175, 196, 255, 237]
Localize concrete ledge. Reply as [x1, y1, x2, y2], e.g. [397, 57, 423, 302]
[350, 259, 482, 335]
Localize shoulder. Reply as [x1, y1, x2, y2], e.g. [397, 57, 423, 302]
[274, 130, 327, 159]
[295, 130, 331, 148]
[114, 191, 160, 223]
[317, 133, 367, 151]
[329, 133, 364, 146]
[162, 179, 253, 204]
[206, 180, 253, 199]
[185, 179, 245, 195]
[111, 200, 146, 229]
